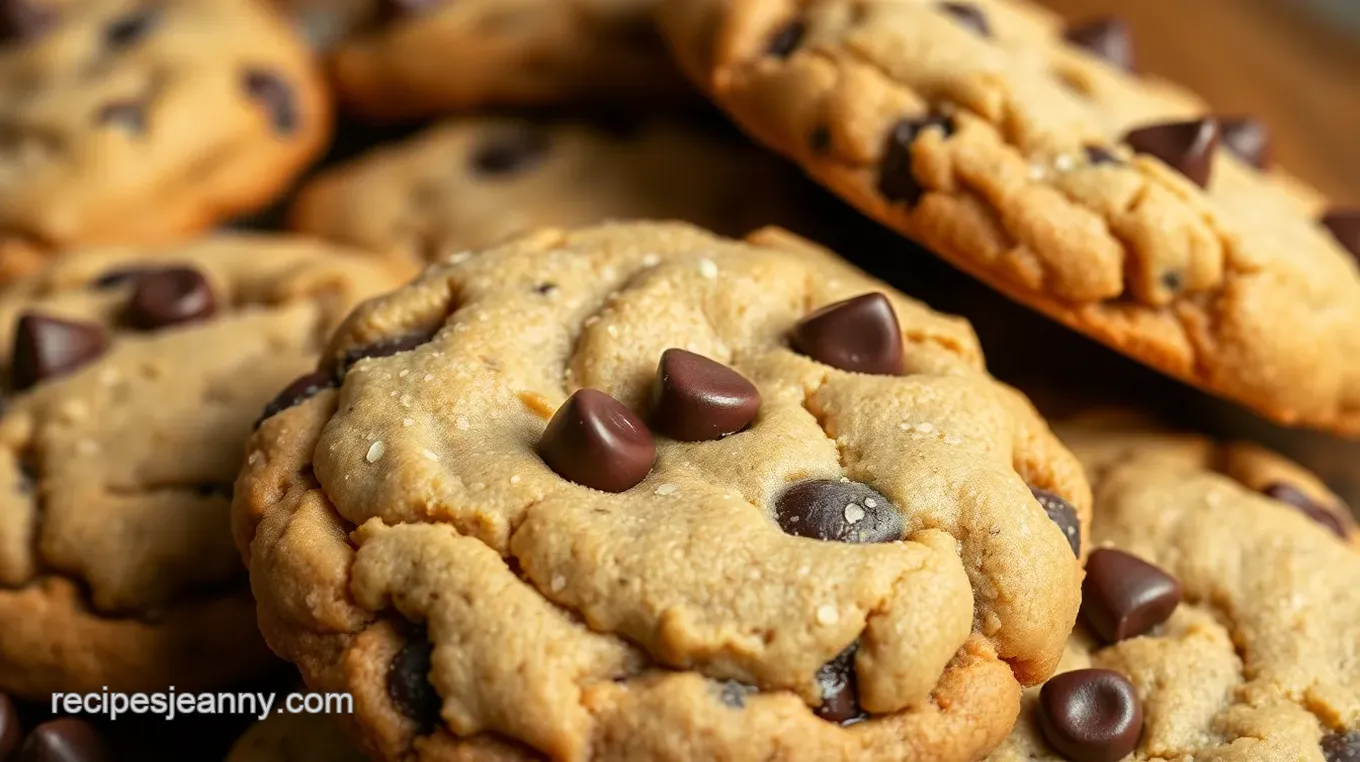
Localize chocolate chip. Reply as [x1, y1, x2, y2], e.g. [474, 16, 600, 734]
[1081, 549, 1181, 644]
[254, 370, 336, 429]
[1219, 117, 1271, 169]
[242, 69, 299, 137]
[1124, 119, 1220, 188]
[18, 718, 111, 762]
[1262, 482, 1352, 540]
[91, 266, 155, 289]
[1321, 210, 1360, 260]
[387, 631, 441, 732]
[470, 127, 550, 176]
[1084, 145, 1121, 166]
[0, 693, 18, 759]
[337, 328, 439, 376]
[790, 293, 904, 376]
[1322, 730, 1360, 762]
[11, 314, 109, 391]
[104, 8, 157, 47]
[939, 2, 990, 36]
[775, 480, 904, 543]
[95, 99, 145, 133]
[539, 389, 655, 492]
[1038, 669, 1142, 762]
[814, 645, 866, 725]
[716, 681, 757, 709]
[126, 267, 216, 331]
[0, 0, 55, 43]
[767, 17, 806, 57]
[1030, 487, 1080, 556]
[651, 349, 760, 442]
[878, 115, 954, 205]
[1064, 17, 1133, 71]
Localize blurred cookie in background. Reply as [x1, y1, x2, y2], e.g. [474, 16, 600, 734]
[226, 710, 365, 762]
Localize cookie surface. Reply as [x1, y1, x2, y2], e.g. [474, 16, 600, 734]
[289, 116, 808, 268]
[658, 0, 1360, 435]
[235, 221, 1089, 761]
[329, 0, 686, 119]
[988, 419, 1359, 761]
[0, 236, 407, 697]
[0, 0, 328, 280]
[226, 711, 367, 762]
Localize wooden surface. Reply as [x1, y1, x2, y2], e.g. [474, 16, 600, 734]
[1035, 0, 1360, 205]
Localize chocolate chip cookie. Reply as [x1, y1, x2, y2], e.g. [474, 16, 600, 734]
[0, 236, 407, 697]
[988, 418, 1359, 761]
[289, 116, 808, 268]
[235, 221, 1090, 761]
[227, 711, 365, 762]
[0, 0, 329, 281]
[328, 0, 687, 119]
[657, 0, 1360, 435]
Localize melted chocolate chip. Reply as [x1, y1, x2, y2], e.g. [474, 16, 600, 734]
[0, 693, 17, 758]
[1321, 210, 1360, 260]
[95, 99, 145, 133]
[878, 115, 954, 205]
[1081, 549, 1181, 644]
[790, 293, 904, 376]
[1064, 17, 1133, 71]
[717, 681, 757, 709]
[337, 328, 439, 377]
[539, 389, 655, 493]
[388, 632, 441, 732]
[1262, 482, 1352, 540]
[470, 127, 550, 176]
[814, 645, 865, 725]
[1030, 487, 1080, 556]
[1322, 730, 1360, 762]
[1219, 117, 1271, 169]
[651, 349, 760, 442]
[775, 480, 904, 543]
[242, 69, 299, 137]
[11, 314, 109, 391]
[1038, 669, 1143, 762]
[1084, 145, 1121, 166]
[92, 266, 155, 289]
[126, 267, 217, 330]
[254, 370, 336, 429]
[0, 0, 55, 43]
[1124, 119, 1220, 188]
[104, 8, 157, 47]
[767, 17, 806, 57]
[939, 2, 990, 36]
[19, 718, 111, 762]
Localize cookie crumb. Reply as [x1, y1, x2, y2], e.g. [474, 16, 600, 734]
[844, 503, 866, 524]
[366, 441, 385, 463]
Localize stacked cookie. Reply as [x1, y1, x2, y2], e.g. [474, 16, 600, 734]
[0, 1, 1354, 761]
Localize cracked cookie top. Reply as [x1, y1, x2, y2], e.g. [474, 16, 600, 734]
[236, 221, 1089, 761]
[0, 0, 328, 279]
[0, 235, 407, 697]
[989, 419, 1359, 762]
[657, 0, 1360, 435]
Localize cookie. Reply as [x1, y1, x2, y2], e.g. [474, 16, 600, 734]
[0, 236, 408, 698]
[988, 418, 1359, 762]
[288, 116, 808, 268]
[0, 0, 329, 281]
[234, 221, 1090, 761]
[328, 0, 687, 119]
[657, 0, 1360, 435]
[226, 711, 366, 762]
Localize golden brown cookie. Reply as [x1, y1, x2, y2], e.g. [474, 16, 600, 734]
[0, 236, 409, 698]
[656, 0, 1360, 436]
[235, 221, 1090, 761]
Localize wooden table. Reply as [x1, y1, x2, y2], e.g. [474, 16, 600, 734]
[1035, 0, 1360, 205]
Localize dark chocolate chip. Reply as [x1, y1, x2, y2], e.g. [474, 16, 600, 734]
[11, 314, 109, 391]
[767, 17, 806, 57]
[0, 693, 18, 759]
[126, 267, 216, 330]
[1124, 119, 1220, 188]
[470, 127, 550, 176]
[775, 480, 904, 543]
[651, 349, 760, 442]
[878, 115, 953, 205]
[1322, 730, 1360, 762]
[1219, 117, 1271, 169]
[1081, 549, 1181, 644]
[242, 69, 299, 137]
[1030, 487, 1081, 556]
[0, 0, 55, 43]
[1262, 482, 1352, 540]
[1321, 210, 1360, 260]
[1038, 669, 1143, 762]
[717, 681, 757, 709]
[387, 631, 441, 732]
[18, 718, 111, 762]
[939, 2, 990, 36]
[104, 8, 157, 48]
[1064, 17, 1133, 71]
[95, 99, 145, 133]
[337, 328, 439, 376]
[814, 645, 866, 725]
[539, 389, 655, 492]
[790, 293, 904, 376]
[254, 370, 336, 429]
[91, 266, 155, 289]
[1084, 145, 1121, 166]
